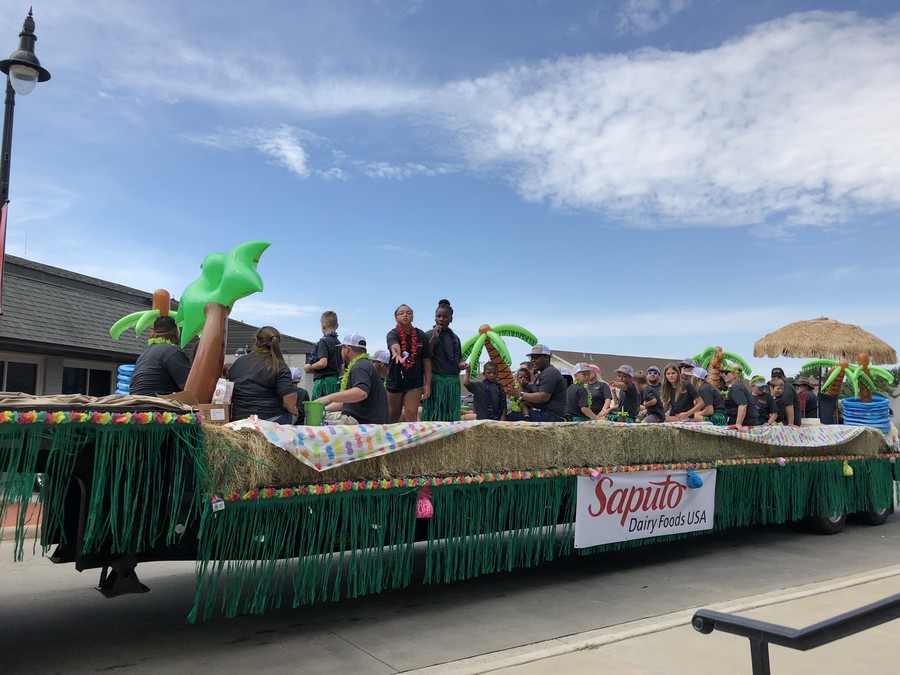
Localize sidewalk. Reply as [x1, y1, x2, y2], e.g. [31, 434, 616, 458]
[411, 566, 900, 674]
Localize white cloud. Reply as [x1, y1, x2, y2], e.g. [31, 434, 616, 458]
[617, 0, 692, 35]
[188, 126, 318, 179]
[356, 160, 455, 179]
[232, 298, 325, 322]
[441, 12, 900, 229]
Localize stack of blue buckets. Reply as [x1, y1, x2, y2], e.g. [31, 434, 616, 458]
[115, 364, 134, 395]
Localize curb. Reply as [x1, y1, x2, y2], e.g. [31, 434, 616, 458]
[0, 523, 39, 542]
[403, 565, 900, 674]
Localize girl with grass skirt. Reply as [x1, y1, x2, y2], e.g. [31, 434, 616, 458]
[422, 299, 467, 421]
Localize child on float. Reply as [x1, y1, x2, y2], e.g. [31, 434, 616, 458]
[662, 362, 703, 422]
[608, 365, 640, 422]
[565, 363, 603, 421]
[422, 299, 467, 421]
[769, 377, 787, 423]
[635, 370, 666, 423]
[507, 367, 533, 421]
[586, 365, 612, 418]
[290, 367, 311, 424]
[372, 350, 391, 384]
[463, 361, 507, 421]
[691, 366, 727, 425]
[304, 310, 343, 400]
[751, 377, 778, 424]
[386, 304, 432, 422]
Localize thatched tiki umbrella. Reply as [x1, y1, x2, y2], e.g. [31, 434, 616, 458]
[753, 317, 897, 364]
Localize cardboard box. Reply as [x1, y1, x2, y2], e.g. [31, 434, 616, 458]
[198, 403, 231, 424]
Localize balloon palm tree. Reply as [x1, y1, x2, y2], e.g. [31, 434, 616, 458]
[801, 356, 894, 403]
[111, 240, 270, 402]
[692, 346, 751, 389]
[461, 323, 538, 390]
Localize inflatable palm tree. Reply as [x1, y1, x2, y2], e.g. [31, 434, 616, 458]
[461, 323, 538, 390]
[802, 356, 894, 402]
[111, 240, 270, 402]
[693, 346, 751, 389]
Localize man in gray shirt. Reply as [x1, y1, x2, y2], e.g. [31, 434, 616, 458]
[319, 333, 388, 425]
[509, 344, 567, 422]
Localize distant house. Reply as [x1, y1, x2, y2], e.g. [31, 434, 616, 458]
[0, 255, 315, 396]
[550, 350, 679, 380]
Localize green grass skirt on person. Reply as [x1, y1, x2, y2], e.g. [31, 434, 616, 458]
[705, 413, 728, 426]
[311, 376, 339, 400]
[421, 373, 461, 422]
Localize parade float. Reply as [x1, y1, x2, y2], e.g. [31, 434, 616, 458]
[0, 258, 897, 621]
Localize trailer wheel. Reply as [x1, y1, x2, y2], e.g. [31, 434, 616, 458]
[860, 506, 891, 526]
[811, 512, 847, 535]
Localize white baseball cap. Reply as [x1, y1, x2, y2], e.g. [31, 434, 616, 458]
[341, 333, 367, 348]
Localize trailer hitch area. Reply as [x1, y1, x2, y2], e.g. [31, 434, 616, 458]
[97, 555, 150, 598]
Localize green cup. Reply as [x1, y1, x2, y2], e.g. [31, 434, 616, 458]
[303, 400, 325, 426]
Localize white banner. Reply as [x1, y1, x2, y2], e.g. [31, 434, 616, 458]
[574, 469, 717, 548]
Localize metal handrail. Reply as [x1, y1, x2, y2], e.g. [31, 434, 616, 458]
[692, 593, 900, 675]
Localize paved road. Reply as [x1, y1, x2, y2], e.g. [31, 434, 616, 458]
[1, 517, 898, 673]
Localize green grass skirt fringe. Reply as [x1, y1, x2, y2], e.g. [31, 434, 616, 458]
[311, 377, 340, 400]
[420, 373, 461, 422]
[191, 457, 896, 619]
[0, 424, 208, 561]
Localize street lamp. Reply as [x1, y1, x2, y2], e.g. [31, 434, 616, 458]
[0, 9, 51, 315]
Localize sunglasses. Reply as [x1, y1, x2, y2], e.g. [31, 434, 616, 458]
[647, 370, 659, 374]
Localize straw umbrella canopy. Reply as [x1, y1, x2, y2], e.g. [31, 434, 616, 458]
[754, 317, 897, 364]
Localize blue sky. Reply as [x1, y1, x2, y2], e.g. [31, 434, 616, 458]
[4, 0, 900, 376]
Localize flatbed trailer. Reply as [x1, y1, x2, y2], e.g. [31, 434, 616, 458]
[1, 403, 897, 621]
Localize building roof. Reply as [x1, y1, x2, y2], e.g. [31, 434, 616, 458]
[551, 349, 679, 379]
[0, 255, 313, 361]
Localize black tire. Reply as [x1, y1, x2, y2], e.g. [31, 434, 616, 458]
[860, 505, 892, 526]
[810, 512, 847, 535]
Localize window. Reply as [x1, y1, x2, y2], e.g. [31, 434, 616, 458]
[62, 366, 114, 396]
[5, 361, 37, 394]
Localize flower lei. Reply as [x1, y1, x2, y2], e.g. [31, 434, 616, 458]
[340, 353, 371, 391]
[483, 379, 506, 420]
[147, 337, 176, 346]
[397, 325, 419, 370]
[308, 331, 339, 364]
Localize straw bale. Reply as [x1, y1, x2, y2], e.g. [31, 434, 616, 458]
[200, 422, 889, 493]
[754, 317, 897, 364]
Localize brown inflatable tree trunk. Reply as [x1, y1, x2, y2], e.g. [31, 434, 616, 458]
[823, 359, 850, 396]
[485, 338, 514, 390]
[858, 353, 873, 403]
[707, 346, 724, 389]
[184, 303, 230, 404]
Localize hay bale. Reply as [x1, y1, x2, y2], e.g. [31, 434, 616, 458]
[200, 422, 889, 493]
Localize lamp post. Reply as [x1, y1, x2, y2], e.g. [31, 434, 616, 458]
[0, 9, 51, 315]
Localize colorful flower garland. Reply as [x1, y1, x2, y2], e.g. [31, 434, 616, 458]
[340, 352, 371, 392]
[217, 453, 899, 502]
[0, 410, 201, 425]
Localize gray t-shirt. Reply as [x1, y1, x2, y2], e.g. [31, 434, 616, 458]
[342, 358, 388, 424]
[588, 381, 612, 414]
[228, 354, 294, 421]
[129, 343, 191, 396]
[725, 381, 759, 426]
[425, 328, 462, 376]
[566, 384, 591, 418]
[699, 382, 725, 415]
[534, 365, 567, 417]
[465, 380, 507, 420]
[781, 381, 802, 426]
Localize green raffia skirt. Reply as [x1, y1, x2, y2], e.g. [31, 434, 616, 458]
[705, 413, 728, 426]
[312, 376, 339, 400]
[421, 373, 461, 422]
